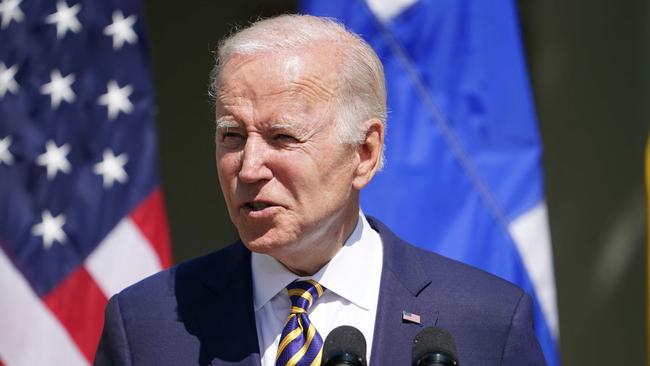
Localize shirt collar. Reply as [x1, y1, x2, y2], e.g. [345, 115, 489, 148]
[252, 212, 382, 311]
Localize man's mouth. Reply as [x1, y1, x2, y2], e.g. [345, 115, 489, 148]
[246, 202, 271, 211]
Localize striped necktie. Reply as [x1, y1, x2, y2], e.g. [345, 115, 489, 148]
[275, 280, 325, 366]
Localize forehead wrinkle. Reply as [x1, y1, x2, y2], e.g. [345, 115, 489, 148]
[289, 74, 338, 104]
[216, 92, 253, 109]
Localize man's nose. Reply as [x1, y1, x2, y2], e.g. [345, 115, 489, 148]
[238, 136, 273, 183]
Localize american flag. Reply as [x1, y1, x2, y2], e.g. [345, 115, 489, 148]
[401, 310, 421, 325]
[0, 0, 171, 364]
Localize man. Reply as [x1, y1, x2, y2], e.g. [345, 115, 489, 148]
[96, 14, 545, 365]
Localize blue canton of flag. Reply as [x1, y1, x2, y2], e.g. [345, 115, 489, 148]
[301, 0, 560, 365]
[0, 0, 171, 364]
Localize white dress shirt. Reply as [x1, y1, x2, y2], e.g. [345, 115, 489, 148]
[252, 211, 384, 365]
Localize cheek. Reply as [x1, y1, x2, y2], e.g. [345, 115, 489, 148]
[216, 153, 242, 198]
[276, 152, 346, 200]
[320, 154, 356, 197]
[216, 152, 240, 179]
[269, 158, 303, 191]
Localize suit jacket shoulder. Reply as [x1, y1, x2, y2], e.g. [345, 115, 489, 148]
[96, 218, 545, 366]
[366, 216, 546, 365]
[95, 242, 261, 366]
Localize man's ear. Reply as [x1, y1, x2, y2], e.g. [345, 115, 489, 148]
[352, 118, 384, 190]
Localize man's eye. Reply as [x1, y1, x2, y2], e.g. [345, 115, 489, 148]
[220, 132, 245, 147]
[273, 134, 298, 143]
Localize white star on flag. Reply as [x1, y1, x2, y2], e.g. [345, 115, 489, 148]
[97, 80, 134, 120]
[103, 10, 138, 50]
[0, 135, 14, 165]
[31, 210, 67, 250]
[93, 149, 128, 188]
[45, 1, 82, 40]
[0, 62, 19, 98]
[40, 69, 76, 109]
[0, 0, 24, 29]
[36, 140, 72, 180]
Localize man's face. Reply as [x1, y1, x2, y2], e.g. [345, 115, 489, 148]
[215, 48, 361, 262]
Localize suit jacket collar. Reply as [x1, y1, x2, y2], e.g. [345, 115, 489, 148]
[192, 216, 435, 366]
[367, 216, 431, 296]
[178, 241, 260, 366]
[199, 241, 250, 295]
[366, 216, 438, 365]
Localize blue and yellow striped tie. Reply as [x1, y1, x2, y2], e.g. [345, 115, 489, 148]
[275, 280, 325, 366]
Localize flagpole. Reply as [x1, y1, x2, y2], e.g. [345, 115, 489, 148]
[646, 132, 650, 366]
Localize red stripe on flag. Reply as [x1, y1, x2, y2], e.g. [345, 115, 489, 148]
[130, 188, 172, 267]
[43, 267, 107, 363]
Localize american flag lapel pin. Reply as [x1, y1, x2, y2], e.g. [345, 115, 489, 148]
[402, 310, 421, 324]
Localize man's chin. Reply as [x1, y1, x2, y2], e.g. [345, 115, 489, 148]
[238, 230, 294, 255]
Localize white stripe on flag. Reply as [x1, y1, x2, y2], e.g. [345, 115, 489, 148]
[365, 0, 418, 22]
[85, 217, 163, 298]
[0, 248, 89, 366]
[508, 201, 559, 339]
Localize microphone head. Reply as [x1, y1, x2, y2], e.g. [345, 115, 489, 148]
[323, 325, 367, 366]
[412, 327, 459, 366]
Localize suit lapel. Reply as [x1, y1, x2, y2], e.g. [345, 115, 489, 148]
[367, 217, 439, 366]
[175, 242, 261, 366]
[181, 218, 436, 365]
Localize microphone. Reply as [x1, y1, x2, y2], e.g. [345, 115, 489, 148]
[322, 325, 367, 366]
[411, 327, 459, 366]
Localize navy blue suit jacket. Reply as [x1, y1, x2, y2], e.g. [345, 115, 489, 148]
[95, 217, 546, 365]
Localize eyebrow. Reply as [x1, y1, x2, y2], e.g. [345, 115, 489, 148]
[215, 118, 240, 130]
[268, 122, 307, 136]
[215, 119, 309, 137]
[268, 123, 297, 132]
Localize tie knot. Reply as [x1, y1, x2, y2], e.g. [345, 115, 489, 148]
[286, 280, 325, 314]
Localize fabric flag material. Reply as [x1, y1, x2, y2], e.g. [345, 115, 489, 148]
[0, 0, 171, 364]
[301, 0, 560, 365]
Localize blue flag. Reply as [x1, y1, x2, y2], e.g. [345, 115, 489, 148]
[301, 1, 560, 365]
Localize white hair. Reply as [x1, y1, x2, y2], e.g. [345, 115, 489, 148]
[210, 14, 387, 167]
